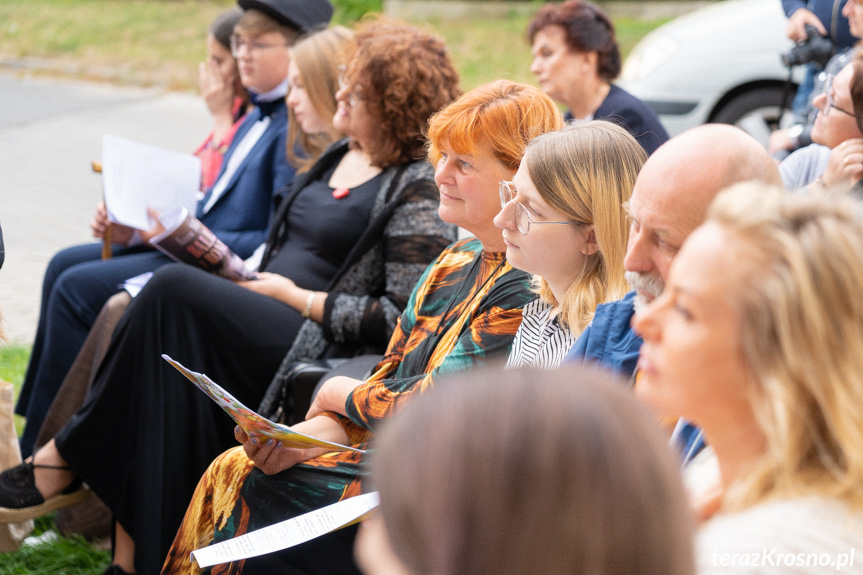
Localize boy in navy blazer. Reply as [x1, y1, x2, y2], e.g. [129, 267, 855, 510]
[16, 0, 335, 458]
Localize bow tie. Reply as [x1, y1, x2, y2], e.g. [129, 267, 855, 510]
[250, 94, 282, 118]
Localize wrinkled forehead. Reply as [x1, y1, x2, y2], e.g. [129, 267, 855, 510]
[629, 174, 708, 244]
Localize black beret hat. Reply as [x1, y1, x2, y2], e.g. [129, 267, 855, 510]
[237, 0, 334, 33]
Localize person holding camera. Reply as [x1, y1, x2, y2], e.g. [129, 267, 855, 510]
[783, 0, 855, 113]
[779, 56, 863, 192]
[770, 0, 857, 159]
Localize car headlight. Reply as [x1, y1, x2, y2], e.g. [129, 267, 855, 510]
[621, 33, 679, 82]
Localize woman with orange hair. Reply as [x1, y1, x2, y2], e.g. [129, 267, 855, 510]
[0, 20, 459, 575]
[162, 79, 563, 574]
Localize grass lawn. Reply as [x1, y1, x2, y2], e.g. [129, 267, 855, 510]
[0, 1, 670, 571]
[0, 343, 112, 574]
[0, 0, 669, 92]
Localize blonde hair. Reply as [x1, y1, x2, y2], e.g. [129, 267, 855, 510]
[427, 80, 563, 169]
[524, 121, 645, 332]
[707, 183, 863, 510]
[286, 26, 352, 172]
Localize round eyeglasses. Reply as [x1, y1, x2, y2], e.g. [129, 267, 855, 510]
[337, 65, 364, 107]
[229, 34, 287, 58]
[499, 180, 575, 235]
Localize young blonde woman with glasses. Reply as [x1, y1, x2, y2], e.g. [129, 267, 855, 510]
[495, 120, 645, 368]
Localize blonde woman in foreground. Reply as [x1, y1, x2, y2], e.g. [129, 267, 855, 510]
[634, 184, 863, 573]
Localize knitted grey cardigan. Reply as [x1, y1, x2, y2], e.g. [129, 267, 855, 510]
[258, 139, 456, 412]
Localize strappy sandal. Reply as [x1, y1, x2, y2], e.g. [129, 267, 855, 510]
[0, 457, 91, 523]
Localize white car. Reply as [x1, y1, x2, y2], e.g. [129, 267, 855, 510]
[619, 0, 804, 144]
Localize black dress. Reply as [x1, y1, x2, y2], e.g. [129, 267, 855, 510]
[53, 143, 454, 574]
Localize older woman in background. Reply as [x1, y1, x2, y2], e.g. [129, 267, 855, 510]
[357, 365, 695, 575]
[635, 184, 863, 573]
[527, 0, 668, 155]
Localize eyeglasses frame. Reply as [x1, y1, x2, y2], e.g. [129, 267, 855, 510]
[499, 180, 575, 235]
[337, 65, 363, 107]
[229, 34, 288, 58]
[822, 74, 856, 118]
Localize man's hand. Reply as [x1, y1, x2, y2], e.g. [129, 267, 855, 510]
[768, 128, 793, 156]
[138, 207, 166, 244]
[787, 8, 827, 42]
[90, 201, 134, 244]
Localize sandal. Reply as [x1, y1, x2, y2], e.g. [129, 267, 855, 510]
[0, 458, 91, 523]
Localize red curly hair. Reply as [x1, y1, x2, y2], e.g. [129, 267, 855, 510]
[344, 18, 461, 168]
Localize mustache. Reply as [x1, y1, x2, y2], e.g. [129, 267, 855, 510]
[625, 271, 664, 313]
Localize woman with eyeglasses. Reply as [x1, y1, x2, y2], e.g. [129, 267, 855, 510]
[495, 121, 644, 368]
[634, 185, 863, 573]
[162, 79, 562, 575]
[15, 4, 297, 460]
[780, 55, 863, 193]
[0, 20, 459, 575]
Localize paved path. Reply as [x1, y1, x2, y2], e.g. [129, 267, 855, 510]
[0, 72, 211, 344]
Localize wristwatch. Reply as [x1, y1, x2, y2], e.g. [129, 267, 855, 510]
[788, 124, 805, 149]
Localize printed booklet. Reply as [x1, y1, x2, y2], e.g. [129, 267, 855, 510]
[149, 207, 256, 281]
[162, 355, 363, 453]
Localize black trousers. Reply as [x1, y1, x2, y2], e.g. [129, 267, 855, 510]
[55, 264, 303, 575]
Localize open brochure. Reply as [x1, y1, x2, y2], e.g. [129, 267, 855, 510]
[149, 207, 256, 281]
[191, 492, 379, 568]
[162, 355, 363, 453]
[101, 134, 200, 231]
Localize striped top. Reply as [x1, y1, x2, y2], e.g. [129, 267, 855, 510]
[506, 298, 578, 369]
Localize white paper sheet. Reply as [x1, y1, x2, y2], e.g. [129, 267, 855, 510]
[101, 134, 200, 230]
[191, 492, 380, 568]
[120, 271, 153, 298]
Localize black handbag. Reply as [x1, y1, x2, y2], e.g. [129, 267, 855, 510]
[266, 359, 346, 425]
[263, 355, 384, 425]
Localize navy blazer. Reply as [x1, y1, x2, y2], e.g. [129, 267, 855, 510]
[565, 85, 669, 157]
[196, 100, 295, 259]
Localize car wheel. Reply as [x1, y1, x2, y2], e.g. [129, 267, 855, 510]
[710, 86, 790, 148]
